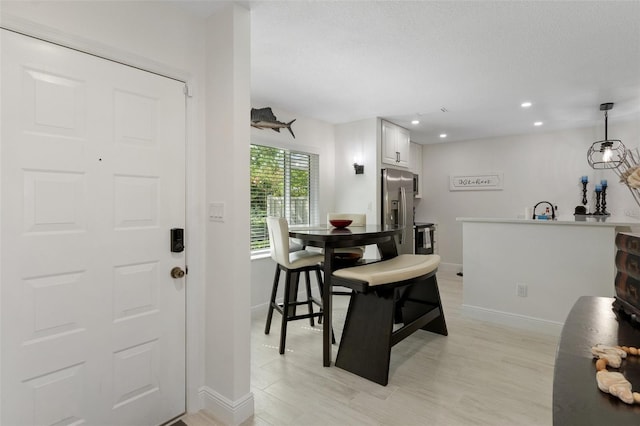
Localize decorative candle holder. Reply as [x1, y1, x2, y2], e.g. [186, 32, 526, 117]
[601, 180, 610, 215]
[600, 186, 611, 216]
[576, 176, 589, 214]
[594, 186, 603, 215]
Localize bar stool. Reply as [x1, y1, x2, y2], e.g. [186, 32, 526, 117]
[327, 213, 367, 258]
[265, 216, 325, 354]
[327, 213, 366, 297]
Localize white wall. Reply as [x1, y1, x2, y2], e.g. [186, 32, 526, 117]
[1, 2, 253, 424]
[418, 117, 640, 268]
[250, 108, 335, 313]
[334, 118, 380, 228]
[0, 1, 202, 79]
[203, 6, 253, 424]
[250, 106, 336, 223]
[334, 118, 386, 260]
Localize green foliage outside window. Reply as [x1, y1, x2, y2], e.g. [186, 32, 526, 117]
[250, 145, 314, 251]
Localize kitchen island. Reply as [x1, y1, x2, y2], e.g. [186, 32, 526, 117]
[458, 216, 640, 335]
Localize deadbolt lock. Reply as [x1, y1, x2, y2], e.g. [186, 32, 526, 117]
[170, 267, 186, 279]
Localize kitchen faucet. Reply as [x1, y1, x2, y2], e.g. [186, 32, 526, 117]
[532, 201, 556, 220]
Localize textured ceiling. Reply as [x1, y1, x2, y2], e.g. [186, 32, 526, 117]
[180, 0, 640, 144]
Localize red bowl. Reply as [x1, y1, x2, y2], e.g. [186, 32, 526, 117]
[329, 219, 352, 228]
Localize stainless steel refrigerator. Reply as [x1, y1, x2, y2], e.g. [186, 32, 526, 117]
[381, 168, 414, 255]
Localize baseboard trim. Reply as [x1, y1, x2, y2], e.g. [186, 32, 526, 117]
[462, 304, 563, 336]
[439, 262, 462, 275]
[199, 386, 254, 426]
[251, 302, 269, 320]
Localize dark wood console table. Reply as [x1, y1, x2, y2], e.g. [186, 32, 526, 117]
[553, 296, 640, 424]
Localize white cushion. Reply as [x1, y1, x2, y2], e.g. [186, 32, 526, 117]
[267, 216, 323, 269]
[288, 250, 324, 269]
[333, 254, 440, 286]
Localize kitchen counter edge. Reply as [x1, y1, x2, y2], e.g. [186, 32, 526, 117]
[456, 216, 640, 227]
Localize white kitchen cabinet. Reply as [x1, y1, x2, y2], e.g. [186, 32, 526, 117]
[409, 142, 423, 198]
[409, 142, 422, 174]
[381, 120, 410, 168]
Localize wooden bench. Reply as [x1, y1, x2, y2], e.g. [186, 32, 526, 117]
[331, 254, 448, 385]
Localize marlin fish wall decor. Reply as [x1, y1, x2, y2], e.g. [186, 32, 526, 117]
[251, 107, 296, 138]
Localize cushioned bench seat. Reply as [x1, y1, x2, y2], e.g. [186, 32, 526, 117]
[333, 254, 440, 287]
[331, 254, 448, 386]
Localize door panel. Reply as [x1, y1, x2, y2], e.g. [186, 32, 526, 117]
[1, 29, 186, 425]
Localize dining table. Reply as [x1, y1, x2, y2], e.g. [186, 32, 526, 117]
[288, 224, 403, 367]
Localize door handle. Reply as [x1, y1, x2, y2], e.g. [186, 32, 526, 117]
[399, 187, 406, 244]
[170, 266, 186, 279]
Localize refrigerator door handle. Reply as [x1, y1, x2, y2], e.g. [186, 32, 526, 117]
[400, 186, 406, 244]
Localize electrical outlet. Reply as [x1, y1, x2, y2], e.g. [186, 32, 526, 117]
[516, 283, 528, 297]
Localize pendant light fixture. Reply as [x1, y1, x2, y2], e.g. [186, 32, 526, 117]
[587, 102, 626, 169]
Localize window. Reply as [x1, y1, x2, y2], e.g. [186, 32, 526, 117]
[250, 144, 319, 251]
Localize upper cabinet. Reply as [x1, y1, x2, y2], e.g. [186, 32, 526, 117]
[381, 120, 410, 168]
[409, 142, 422, 175]
[409, 142, 423, 198]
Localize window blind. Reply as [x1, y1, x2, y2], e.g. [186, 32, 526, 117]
[250, 144, 319, 251]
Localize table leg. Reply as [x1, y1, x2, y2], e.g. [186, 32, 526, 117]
[323, 247, 334, 367]
[377, 237, 398, 260]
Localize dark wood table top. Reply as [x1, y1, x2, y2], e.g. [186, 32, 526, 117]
[553, 296, 640, 425]
[289, 224, 401, 248]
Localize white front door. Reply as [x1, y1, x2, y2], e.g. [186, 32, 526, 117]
[1, 30, 186, 425]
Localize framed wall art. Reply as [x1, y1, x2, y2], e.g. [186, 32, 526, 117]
[449, 172, 503, 191]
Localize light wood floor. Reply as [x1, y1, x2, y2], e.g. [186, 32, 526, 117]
[180, 271, 559, 425]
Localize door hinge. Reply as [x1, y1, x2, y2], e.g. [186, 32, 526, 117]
[183, 84, 193, 97]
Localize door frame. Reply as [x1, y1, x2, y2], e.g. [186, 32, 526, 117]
[0, 19, 206, 416]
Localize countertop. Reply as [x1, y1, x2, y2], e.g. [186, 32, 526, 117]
[457, 215, 640, 227]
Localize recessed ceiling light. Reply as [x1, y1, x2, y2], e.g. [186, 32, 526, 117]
[534, 121, 543, 126]
[440, 133, 447, 138]
[411, 120, 420, 125]
[521, 102, 532, 108]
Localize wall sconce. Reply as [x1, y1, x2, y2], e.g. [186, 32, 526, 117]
[353, 163, 364, 175]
